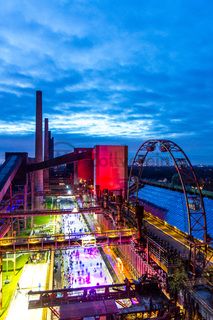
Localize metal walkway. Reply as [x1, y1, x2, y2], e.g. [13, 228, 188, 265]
[28, 281, 179, 319]
[0, 229, 135, 253]
[0, 206, 102, 218]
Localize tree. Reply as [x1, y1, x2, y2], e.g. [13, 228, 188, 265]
[168, 262, 188, 302]
[171, 173, 180, 187]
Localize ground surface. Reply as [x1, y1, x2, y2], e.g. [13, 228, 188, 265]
[6, 263, 48, 320]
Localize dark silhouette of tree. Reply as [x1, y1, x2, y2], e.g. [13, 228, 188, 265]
[169, 261, 188, 303]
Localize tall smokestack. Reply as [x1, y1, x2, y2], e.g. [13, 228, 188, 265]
[44, 118, 49, 191]
[44, 118, 49, 161]
[35, 91, 43, 162]
[34, 90, 43, 208]
[51, 137, 54, 158]
[48, 131, 51, 158]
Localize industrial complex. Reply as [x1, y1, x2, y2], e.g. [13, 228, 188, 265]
[0, 91, 212, 320]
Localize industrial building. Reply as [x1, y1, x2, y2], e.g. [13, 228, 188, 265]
[0, 91, 212, 320]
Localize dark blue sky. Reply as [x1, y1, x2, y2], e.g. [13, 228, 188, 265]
[0, 0, 212, 164]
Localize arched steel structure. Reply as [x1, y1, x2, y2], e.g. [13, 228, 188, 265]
[128, 139, 207, 243]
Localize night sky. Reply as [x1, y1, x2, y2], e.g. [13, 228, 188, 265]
[0, 0, 212, 164]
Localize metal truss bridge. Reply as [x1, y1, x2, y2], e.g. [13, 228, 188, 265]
[28, 281, 180, 319]
[0, 229, 135, 253]
[0, 206, 102, 218]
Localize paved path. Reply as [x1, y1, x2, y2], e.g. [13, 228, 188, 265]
[6, 263, 48, 320]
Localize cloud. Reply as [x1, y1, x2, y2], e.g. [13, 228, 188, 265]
[0, 120, 35, 134]
[0, 0, 212, 163]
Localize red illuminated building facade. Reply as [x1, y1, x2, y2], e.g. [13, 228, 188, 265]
[94, 145, 128, 197]
[72, 145, 128, 198]
[73, 148, 94, 184]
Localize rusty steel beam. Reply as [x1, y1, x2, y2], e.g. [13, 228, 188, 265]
[0, 207, 102, 218]
[27, 150, 93, 172]
[28, 282, 136, 309]
[0, 155, 23, 201]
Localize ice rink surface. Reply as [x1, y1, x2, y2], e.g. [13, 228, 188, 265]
[61, 210, 113, 288]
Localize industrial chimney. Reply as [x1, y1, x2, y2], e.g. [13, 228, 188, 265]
[35, 91, 43, 163]
[34, 90, 43, 208]
[44, 117, 49, 191]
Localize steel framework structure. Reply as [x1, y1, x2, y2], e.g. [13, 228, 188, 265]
[128, 139, 207, 245]
[0, 229, 135, 253]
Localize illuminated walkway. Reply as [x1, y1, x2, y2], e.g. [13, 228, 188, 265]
[57, 198, 127, 288]
[61, 211, 113, 288]
[6, 263, 48, 320]
[63, 247, 113, 288]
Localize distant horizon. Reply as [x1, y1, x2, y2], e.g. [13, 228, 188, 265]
[0, 132, 212, 166]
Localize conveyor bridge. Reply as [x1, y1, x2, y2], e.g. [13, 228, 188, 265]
[0, 229, 135, 253]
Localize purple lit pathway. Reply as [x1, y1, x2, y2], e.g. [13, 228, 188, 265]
[61, 211, 113, 288]
[63, 247, 113, 288]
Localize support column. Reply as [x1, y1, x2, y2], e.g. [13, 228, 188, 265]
[146, 239, 149, 264]
[9, 184, 12, 210]
[13, 253, 16, 274]
[24, 175, 28, 210]
[0, 254, 2, 309]
[116, 194, 122, 223]
[17, 219, 20, 235]
[10, 218, 14, 236]
[24, 175, 28, 229]
[135, 204, 144, 240]
[31, 172, 34, 228]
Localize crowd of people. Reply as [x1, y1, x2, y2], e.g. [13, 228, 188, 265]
[62, 213, 88, 235]
[59, 208, 112, 289]
[63, 247, 110, 288]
